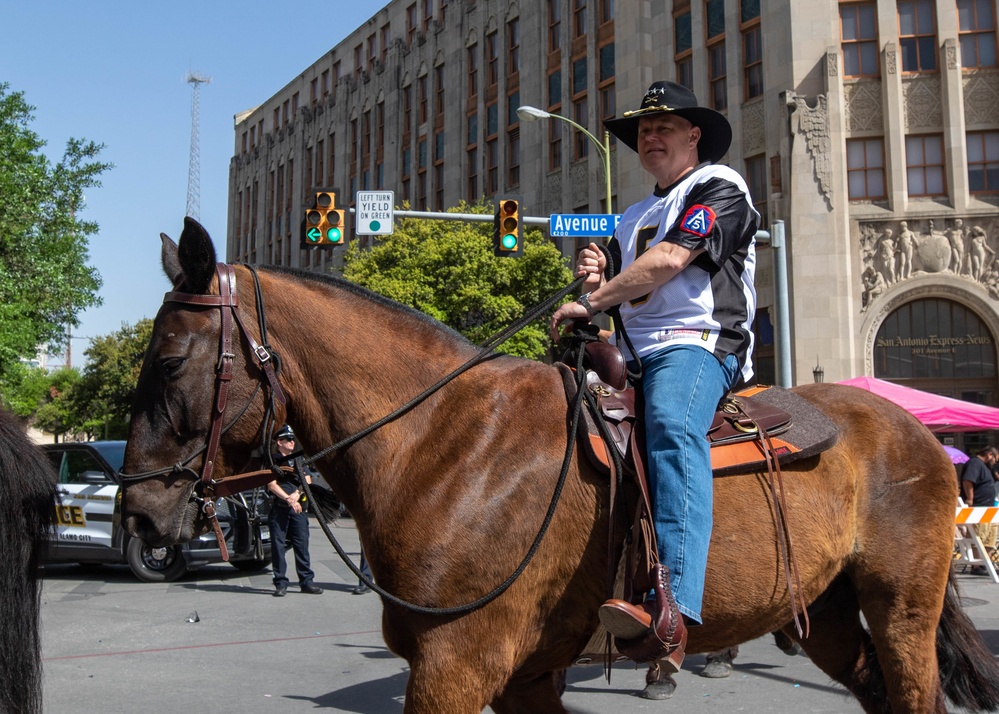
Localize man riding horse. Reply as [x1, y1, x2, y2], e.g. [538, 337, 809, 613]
[551, 80, 759, 670]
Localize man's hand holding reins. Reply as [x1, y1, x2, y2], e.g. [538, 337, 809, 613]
[550, 242, 607, 340]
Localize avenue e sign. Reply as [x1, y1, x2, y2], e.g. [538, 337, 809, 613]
[356, 191, 395, 236]
[549, 213, 622, 238]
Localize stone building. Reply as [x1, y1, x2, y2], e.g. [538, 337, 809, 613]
[228, 0, 999, 449]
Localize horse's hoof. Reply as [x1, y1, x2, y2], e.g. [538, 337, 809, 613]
[642, 676, 677, 700]
[700, 659, 733, 678]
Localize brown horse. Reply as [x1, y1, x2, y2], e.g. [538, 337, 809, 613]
[121, 219, 999, 713]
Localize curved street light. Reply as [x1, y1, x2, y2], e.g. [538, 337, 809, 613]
[517, 105, 613, 216]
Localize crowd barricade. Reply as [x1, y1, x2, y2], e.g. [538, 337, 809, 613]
[954, 503, 999, 584]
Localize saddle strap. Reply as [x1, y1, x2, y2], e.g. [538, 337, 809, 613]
[740, 404, 810, 639]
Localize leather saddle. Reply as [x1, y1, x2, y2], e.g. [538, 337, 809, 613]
[559, 342, 830, 480]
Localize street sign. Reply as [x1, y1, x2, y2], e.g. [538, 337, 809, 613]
[548, 213, 621, 238]
[356, 190, 395, 235]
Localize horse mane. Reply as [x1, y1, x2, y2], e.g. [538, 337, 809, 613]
[255, 264, 476, 351]
[0, 408, 57, 714]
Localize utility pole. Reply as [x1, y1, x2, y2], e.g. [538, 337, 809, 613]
[185, 72, 212, 220]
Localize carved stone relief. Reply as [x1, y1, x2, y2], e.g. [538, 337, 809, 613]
[858, 216, 999, 311]
[886, 42, 897, 75]
[742, 100, 765, 154]
[827, 52, 838, 77]
[844, 80, 883, 133]
[786, 92, 832, 207]
[545, 172, 562, 216]
[945, 39, 958, 70]
[963, 73, 999, 128]
[902, 76, 942, 131]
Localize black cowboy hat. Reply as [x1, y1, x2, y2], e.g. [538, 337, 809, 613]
[604, 81, 732, 164]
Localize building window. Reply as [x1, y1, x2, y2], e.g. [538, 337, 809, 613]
[487, 138, 498, 194]
[847, 138, 887, 199]
[419, 74, 429, 124]
[407, 4, 417, 45]
[310, 78, 318, 105]
[423, 0, 434, 32]
[355, 44, 364, 78]
[402, 85, 413, 136]
[468, 44, 479, 97]
[440, 0, 448, 25]
[573, 57, 588, 95]
[898, 0, 938, 72]
[368, 33, 377, 70]
[508, 89, 521, 126]
[906, 134, 945, 196]
[574, 0, 588, 37]
[600, 0, 614, 23]
[381, 24, 391, 62]
[321, 70, 330, 98]
[327, 132, 336, 185]
[467, 113, 478, 145]
[435, 64, 445, 116]
[509, 18, 521, 76]
[487, 31, 499, 86]
[706, 0, 727, 110]
[435, 164, 444, 209]
[508, 129, 520, 187]
[467, 146, 479, 201]
[741, 0, 762, 100]
[599, 43, 615, 142]
[549, 70, 562, 107]
[959, 0, 997, 68]
[967, 130, 999, 192]
[418, 137, 428, 209]
[549, 119, 563, 171]
[742, 25, 763, 99]
[549, 0, 562, 53]
[841, 3, 880, 76]
[745, 154, 768, 226]
[675, 11, 693, 89]
[316, 139, 324, 186]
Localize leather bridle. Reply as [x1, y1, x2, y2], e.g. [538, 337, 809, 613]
[120, 262, 290, 559]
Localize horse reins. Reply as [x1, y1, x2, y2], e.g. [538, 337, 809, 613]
[123, 259, 590, 613]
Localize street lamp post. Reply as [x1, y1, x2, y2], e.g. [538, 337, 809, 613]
[517, 105, 613, 215]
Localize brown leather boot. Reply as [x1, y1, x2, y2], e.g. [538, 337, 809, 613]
[598, 564, 687, 670]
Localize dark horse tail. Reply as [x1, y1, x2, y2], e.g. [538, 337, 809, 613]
[937, 571, 999, 711]
[0, 409, 57, 714]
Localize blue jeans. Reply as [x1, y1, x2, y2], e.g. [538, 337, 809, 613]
[269, 505, 316, 588]
[639, 345, 740, 624]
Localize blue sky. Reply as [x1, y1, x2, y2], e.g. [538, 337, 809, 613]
[1, 1, 376, 367]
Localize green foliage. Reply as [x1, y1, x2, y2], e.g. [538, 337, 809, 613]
[342, 201, 573, 359]
[71, 319, 154, 440]
[0, 362, 81, 440]
[0, 83, 111, 382]
[32, 368, 80, 441]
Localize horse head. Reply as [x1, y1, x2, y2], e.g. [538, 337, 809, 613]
[121, 218, 279, 547]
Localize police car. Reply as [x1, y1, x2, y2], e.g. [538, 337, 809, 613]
[43, 441, 271, 582]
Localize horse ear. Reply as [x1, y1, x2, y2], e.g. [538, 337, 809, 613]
[176, 217, 218, 295]
[160, 233, 184, 288]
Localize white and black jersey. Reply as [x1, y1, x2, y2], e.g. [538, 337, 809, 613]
[608, 163, 758, 383]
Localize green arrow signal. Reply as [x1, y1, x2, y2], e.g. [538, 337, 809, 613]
[306, 227, 322, 243]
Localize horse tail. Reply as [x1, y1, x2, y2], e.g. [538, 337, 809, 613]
[937, 571, 999, 711]
[0, 409, 57, 714]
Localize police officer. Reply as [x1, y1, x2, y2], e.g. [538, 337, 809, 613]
[267, 425, 323, 597]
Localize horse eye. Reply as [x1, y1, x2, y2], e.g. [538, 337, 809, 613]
[158, 357, 185, 377]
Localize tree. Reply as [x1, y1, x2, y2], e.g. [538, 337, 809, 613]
[342, 201, 573, 359]
[0, 83, 111, 382]
[70, 319, 153, 440]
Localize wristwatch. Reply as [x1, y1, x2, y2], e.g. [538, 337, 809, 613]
[577, 292, 599, 317]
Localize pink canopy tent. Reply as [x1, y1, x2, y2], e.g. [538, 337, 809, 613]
[837, 376, 999, 432]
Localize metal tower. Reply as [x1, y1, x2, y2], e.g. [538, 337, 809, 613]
[185, 72, 212, 220]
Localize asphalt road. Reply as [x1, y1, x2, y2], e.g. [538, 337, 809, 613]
[40, 517, 999, 713]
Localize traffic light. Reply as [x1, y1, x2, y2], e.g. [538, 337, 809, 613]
[300, 190, 346, 247]
[493, 195, 523, 257]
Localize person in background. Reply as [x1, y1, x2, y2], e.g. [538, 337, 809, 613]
[267, 424, 323, 597]
[961, 446, 998, 574]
